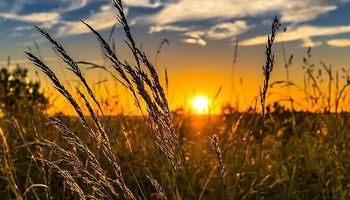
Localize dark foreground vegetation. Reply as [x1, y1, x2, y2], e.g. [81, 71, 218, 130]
[1, 107, 350, 199]
[0, 0, 349, 199]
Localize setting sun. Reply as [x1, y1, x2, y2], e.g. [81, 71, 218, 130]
[192, 95, 210, 114]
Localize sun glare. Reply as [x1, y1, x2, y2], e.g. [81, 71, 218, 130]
[192, 95, 209, 114]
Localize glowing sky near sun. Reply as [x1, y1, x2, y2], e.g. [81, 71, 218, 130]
[1, 0, 350, 114]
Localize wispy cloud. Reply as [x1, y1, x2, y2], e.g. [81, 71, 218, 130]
[301, 37, 322, 47]
[57, 0, 89, 13]
[0, 0, 163, 37]
[207, 21, 251, 40]
[56, 5, 117, 37]
[148, 25, 190, 34]
[182, 38, 207, 46]
[182, 31, 207, 46]
[0, 0, 91, 29]
[13, 26, 33, 32]
[149, 20, 251, 46]
[55, 0, 164, 36]
[0, 12, 60, 23]
[281, 2, 337, 23]
[144, 0, 348, 46]
[327, 38, 350, 47]
[149, 0, 345, 24]
[240, 24, 350, 46]
[185, 31, 205, 39]
[124, 0, 162, 8]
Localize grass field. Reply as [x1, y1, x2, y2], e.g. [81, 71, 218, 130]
[0, 0, 350, 199]
[1, 109, 350, 199]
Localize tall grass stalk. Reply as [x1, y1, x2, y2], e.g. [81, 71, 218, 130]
[154, 38, 170, 68]
[231, 39, 239, 106]
[0, 127, 22, 200]
[258, 15, 280, 177]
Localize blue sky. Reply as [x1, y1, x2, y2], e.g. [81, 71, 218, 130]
[1, 0, 350, 48]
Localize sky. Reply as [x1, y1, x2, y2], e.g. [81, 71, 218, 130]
[1, 0, 350, 114]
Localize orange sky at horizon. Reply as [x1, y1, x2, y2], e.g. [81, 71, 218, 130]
[38, 56, 350, 116]
[3, 34, 350, 116]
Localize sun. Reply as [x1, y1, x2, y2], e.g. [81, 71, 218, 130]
[192, 95, 210, 114]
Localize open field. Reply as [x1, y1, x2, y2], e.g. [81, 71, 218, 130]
[1, 111, 350, 199]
